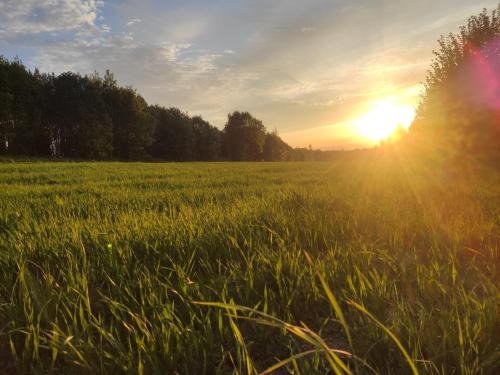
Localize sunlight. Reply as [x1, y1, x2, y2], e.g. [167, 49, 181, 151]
[354, 98, 416, 142]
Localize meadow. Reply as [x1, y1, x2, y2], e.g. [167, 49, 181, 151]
[0, 156, 498, 374]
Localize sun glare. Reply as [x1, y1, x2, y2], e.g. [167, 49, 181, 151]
[354, 99, 416, 142]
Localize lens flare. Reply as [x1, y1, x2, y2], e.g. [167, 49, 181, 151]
[463, 37, 500, 110]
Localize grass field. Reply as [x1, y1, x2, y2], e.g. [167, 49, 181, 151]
[0, 156, 498, 374]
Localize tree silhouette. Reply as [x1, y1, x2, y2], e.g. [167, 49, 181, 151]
[192, 116, 221, 161]
[263, 131, 291, 161]
[222, 111, 267, 161]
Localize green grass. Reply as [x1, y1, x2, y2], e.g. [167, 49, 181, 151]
[0, 156, 498, 374]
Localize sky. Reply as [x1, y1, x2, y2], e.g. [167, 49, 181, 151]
[0, 0, 497, 149]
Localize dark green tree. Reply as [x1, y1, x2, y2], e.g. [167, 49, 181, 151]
[148, 106, 194, 161]
[2, 59, 55, 156]
[192, 116, 221, 160]
[222, 111, 266, 161]
[47, 72, 113, 158]
[0, 57, 13, 154]
[263, 131, 291, 161]
[105, 86, 153, 160]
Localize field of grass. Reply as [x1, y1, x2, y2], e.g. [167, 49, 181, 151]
[0, 156, 498, 374]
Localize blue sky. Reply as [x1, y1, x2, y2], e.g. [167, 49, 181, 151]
[0, 0, 497, 149]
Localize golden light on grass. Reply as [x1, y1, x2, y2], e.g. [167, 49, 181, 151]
[354, 98, 416, 142]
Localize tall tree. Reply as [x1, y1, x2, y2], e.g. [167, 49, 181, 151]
[410, 5, 500, 160]
[192, 116, 221, 161]
[222, 111, 266, 161]
[105, 86, 153, 160]
[148, 106, 194, 161]
[1, 59, 53, 156]
[0, 57, 13, 154]
[47, 72, 114, 158]
[263, 131, 291, 161]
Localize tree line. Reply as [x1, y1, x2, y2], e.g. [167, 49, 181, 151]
[0, 58, 323, 161]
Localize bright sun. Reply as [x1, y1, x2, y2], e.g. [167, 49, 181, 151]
[354, 99, 416, 142]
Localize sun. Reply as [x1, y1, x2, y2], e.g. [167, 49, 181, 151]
[354, 99, 416, 142]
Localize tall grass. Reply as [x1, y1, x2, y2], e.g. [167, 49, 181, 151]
[0, 157, 498, 373]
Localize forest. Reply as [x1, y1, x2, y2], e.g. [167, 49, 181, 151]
[0, 60, 322, 162]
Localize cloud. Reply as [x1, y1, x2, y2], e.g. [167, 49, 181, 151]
[126, 18, 141, 26]
[0, 0, 102, 35]
[300, 27, 316, 33]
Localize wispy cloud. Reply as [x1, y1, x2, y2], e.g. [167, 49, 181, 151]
[0, 0, 102, 35]
[300, 26, 316, 33]
[126, 18, 141, 26]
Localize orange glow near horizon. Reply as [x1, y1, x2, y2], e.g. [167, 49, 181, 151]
[354, 98, 416, 142]
[280, 88, 422, 150]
